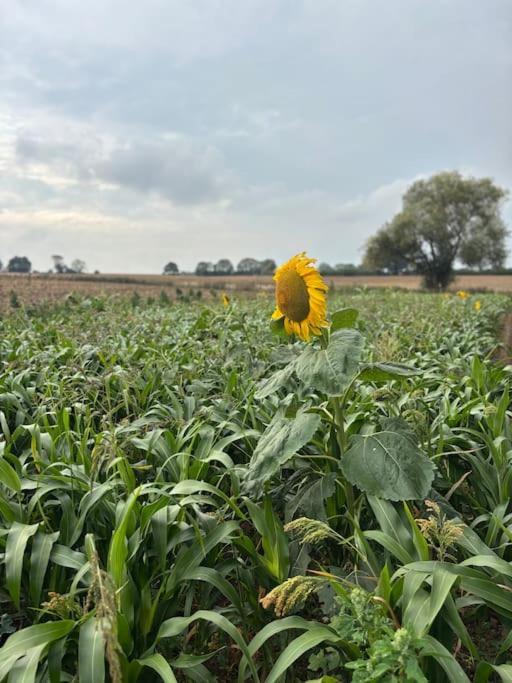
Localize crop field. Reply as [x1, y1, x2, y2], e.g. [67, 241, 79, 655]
[3, 272, 512, 312]
[0, 287, 511, 681]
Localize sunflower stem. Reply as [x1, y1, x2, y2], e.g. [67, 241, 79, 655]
[332, 397, 355, 516]
[333, 400, 346, 455]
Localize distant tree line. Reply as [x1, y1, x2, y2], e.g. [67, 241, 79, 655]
[195, 258, 277, 276]
[51, 255, 87, 273]
[0, 255, 91, 274]
[318, 262, 369, 276]
[162, 258, 278, 276]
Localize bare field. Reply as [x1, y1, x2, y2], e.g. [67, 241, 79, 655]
[1, 272, 512, 311]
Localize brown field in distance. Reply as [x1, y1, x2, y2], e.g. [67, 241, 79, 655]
[1, 272, 512, 311]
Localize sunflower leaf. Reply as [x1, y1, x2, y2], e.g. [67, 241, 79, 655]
[243, 409, 320, 496]
[295, 329, 364, 396]
[331, 308, 359, 330]
[358, 362, 420, 383]
[341, 428, 434, 501]
[255, 361, 297, 399]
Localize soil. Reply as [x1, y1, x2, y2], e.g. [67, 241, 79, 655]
[2, 272, 512, 312]
[456, 610, 509, 679]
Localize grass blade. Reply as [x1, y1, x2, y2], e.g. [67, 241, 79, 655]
[5, 522, 39, 609]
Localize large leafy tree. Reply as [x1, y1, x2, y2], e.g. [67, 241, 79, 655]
[237, 258, 261, 275]
[363, 172, 508, 289]
[195, 261, 213, 275]
[71, 259, 87, 273]
[259, 258, 277, 275]
[8, 256, 32, 273]
[215, 258, 234, 274]
[163, 261, 179, 275]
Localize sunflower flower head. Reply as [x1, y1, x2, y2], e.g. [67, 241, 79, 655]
[222, 293, 230, 307]
[456, 290, 470, 300]
[272, 252, 328, 341]
[474, 299, 481, 311]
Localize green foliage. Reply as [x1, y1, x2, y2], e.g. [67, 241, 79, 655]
[0, 289, 509, 681]
[243, 409, 321, 495]
[341, 419, 435, 501]
[294, 328, 364, 395]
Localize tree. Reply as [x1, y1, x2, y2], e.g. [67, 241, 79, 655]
[363, 172, 508, 290]
[71, 259, 87, 273]
[237, 258, 261, 275]
[8, 256, 32, 273]
[215, 259, 234, 275]
[362, 233, 410, 275]
[318, 262, 334, 275]
[163, 261, 179, 275]
[334, 263, 358, 275]
[459, 217, 508, 270]
[259, 259, 277, 275]
[51, 255, 66, 273]
[195, 261, 214, 275]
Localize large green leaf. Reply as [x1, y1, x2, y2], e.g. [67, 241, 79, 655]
[4, 644, 46, 683]
[243, 409, 320, 495]
[403, 566, 458, 636]
[295, 328, 363, 396]
[254, 362, 296, 399]
[265, 626, 340, 683]
[364, 530, 413, 565]
[0, 621, 75, 680]
[245, 497, 289, 581]
[156, 610, 259, 683]
[0, 451, 21, 492]
[186, 567, 245, 616]
[237, 616, 317, 683]
[5, 522, 39, 609]
[475, 662, 512, 683]
[358, 361, 419, 383]
[50, 544, 87, 570]
[107, 487, 140, 588]
[29, 531, 59, 607]
[420, 635, 470, 682]
[341, 427, 434, 501]
[78, 617, 105, 683]
[286, 472, 337, 521]
[330, 308, 359, 330]
[166, 521, 239, 593]
[135, 654, 177, 682]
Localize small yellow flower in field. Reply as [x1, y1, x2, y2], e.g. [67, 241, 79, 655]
[456, 290, 470, 300]
[474, 300, 481, 311]
[222, 293, 230, 307]
[272, 253, 328, 341]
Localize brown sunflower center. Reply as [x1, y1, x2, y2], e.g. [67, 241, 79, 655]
[276, 270, 310, 322]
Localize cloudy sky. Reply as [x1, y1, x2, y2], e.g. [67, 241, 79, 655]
[1, 1, 511, 273]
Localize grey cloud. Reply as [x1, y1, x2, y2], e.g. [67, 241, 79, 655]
[1, 0, 511, 272]
[14, 133, 226, 205]
[97, 140, 224, 204]
[16, 136, 80, 164]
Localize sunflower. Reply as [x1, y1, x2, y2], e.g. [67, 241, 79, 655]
[271, 253, 328, 341]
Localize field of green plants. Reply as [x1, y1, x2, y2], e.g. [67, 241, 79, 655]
[0, 288, 511, 682]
